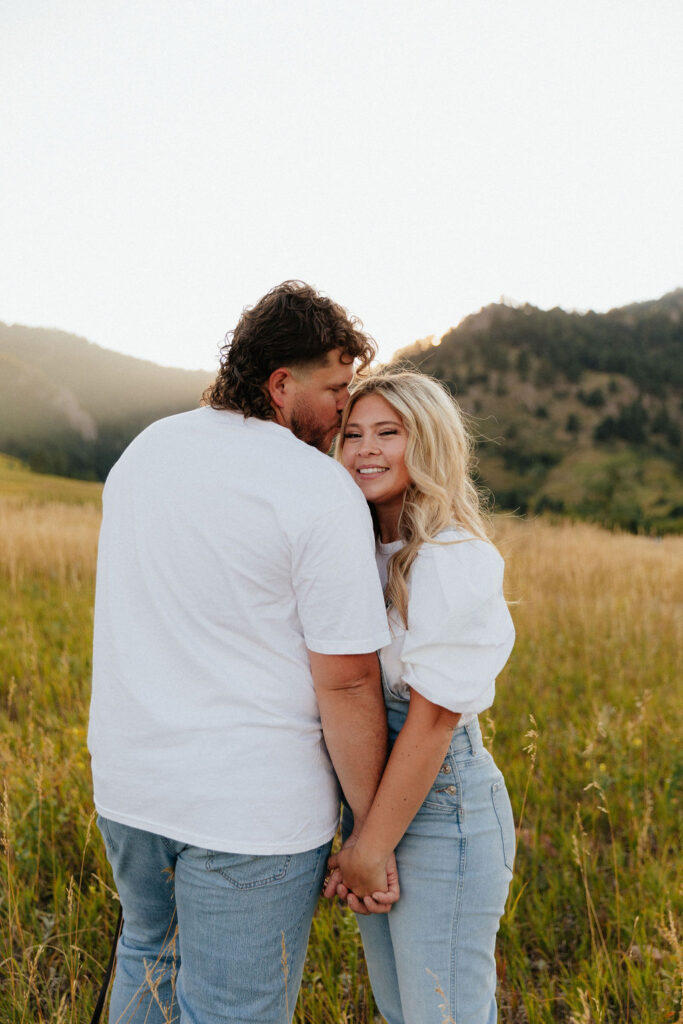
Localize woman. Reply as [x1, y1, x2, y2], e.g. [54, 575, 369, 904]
[326, 368, 516, 1024]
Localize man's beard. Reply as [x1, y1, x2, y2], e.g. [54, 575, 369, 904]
[290, 399, 340, 453]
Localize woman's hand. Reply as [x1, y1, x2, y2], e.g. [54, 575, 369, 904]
[346, 852, 400, 915]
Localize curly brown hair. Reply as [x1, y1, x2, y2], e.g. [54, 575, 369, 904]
[203, 281, 376, 419]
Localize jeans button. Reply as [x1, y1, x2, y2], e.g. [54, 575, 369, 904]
[440, 762, 451, 774]
[446, 785, 457, 795]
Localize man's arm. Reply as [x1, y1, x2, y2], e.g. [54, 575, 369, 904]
[309, 649, 400, 914]
[308, 650, 387, 828]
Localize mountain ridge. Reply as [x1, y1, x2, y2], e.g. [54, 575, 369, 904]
[393, 288, 682, 533]
[0, 321, 213, 478]
[1, 290, 681, 531]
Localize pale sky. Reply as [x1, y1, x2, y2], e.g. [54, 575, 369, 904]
[2, 0, 682, 370]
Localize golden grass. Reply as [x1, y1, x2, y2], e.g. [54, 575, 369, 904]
[496, 515, 682, 663]
[0, 499, 101, 586]
[1, 483, 682, 1022]
[0, 454, 101, 585]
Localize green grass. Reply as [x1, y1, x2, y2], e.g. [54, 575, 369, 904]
[0, 453, 102, 506]
[1, 496, 682, 1022]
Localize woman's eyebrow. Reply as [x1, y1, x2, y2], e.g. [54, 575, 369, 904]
[346, 419, 402, 428]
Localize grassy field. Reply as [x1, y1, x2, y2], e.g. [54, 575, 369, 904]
[1, 458, 681, 1022]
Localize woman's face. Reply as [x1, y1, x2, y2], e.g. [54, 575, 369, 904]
[341, 394, 411, 514]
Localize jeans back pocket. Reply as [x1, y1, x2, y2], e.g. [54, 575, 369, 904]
[206, 852, 292, 889]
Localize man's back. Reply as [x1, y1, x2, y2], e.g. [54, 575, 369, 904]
[89, 282, 394, 1024]
[89, 406, 388, 853]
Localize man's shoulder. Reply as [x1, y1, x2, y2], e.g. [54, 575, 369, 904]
[104, 408, 202, 478]
[292, 448, 370, 519]
[234, 416, 364, 510]
[121, 407, 205, 449]
[107, 409, 365, 515]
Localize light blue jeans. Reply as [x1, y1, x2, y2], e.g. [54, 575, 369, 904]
[97, 816, 330, 1024]
[344, 699, 515, 1024]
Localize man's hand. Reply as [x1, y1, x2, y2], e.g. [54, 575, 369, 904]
[324, 839, 399, 915]
[328, 843, 386, 897]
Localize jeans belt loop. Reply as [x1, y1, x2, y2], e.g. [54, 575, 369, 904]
[464, 719, 479, 754]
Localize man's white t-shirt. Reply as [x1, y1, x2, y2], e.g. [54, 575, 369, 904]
[88, 407, 390, 854]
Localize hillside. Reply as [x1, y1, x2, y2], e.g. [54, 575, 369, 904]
[2, 292, 682, 532]
[0, 452, 102, 506]
[0, 323, 212, 479]
[395, 289, 683, 533]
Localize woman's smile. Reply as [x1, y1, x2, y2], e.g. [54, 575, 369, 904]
[341, 393, 412, 540]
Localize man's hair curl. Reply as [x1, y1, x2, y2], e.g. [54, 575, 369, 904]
[203, 281, 376, 419]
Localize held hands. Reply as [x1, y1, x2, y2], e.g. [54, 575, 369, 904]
[323, 835, 400, 915]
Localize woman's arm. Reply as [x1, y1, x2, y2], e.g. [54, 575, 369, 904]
[328, 688, 461, 898]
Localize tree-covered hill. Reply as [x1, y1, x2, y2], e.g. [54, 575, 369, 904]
[395, 289, 683, 533]
[0, 323, 212, 479]
[2, 291, 681, 532]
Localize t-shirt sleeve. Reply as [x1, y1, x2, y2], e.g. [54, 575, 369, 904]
[399, 537, 515, 713]
[291, 497, 391, 655]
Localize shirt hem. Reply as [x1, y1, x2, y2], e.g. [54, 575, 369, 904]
[93, 801, 339, 855]
[400, 666, 496, 715]
[305, 631, 391, 655]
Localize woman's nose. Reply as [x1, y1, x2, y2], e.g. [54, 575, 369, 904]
[359, 440, 380, 456]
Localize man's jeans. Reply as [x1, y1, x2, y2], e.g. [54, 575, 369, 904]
[97, 817, 331, 1024]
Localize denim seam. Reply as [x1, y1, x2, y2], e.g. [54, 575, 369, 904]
[160, 834, 176, 854]
[449, 830, 467, 1023]
[285, 844, 328, 952]
[98, 815, 117, 855]
[262, 843, 328, 1023]
[205, 853, 293, 889]
[457, 758, 465, 825]
[491, 780, 515, 872]
[276, 842, 329, 1023]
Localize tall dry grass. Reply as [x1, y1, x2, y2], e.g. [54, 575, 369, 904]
[1, 493, 682, 1022]
[492, 517, 682, 1022]
[0, 499, 100, 587]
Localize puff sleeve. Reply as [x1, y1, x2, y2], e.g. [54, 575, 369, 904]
[398, 535, 515, 713]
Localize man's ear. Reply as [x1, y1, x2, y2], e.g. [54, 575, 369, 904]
[266, 367, 294, 410]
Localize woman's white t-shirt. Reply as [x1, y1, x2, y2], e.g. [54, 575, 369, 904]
[376, 528, 515, 719]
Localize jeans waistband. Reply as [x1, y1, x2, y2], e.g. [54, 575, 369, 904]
[449, 716, 483, 756]
[386, 696, 482, 754]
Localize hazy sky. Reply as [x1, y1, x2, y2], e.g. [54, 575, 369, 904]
[2, 0, 682, 370]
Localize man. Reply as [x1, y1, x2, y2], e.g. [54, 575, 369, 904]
[88, 281, 393, 1023]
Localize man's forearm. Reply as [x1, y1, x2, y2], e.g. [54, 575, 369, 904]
[310, 652, 388, 827]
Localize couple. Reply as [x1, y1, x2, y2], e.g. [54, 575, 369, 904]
[88, 280, 515, 1024]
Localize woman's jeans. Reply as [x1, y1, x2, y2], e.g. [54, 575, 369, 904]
[97, 816, 330, 1024]
[345, 694, 515, 1024]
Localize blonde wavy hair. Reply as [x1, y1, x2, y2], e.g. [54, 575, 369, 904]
[336, 367, 490, 627]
